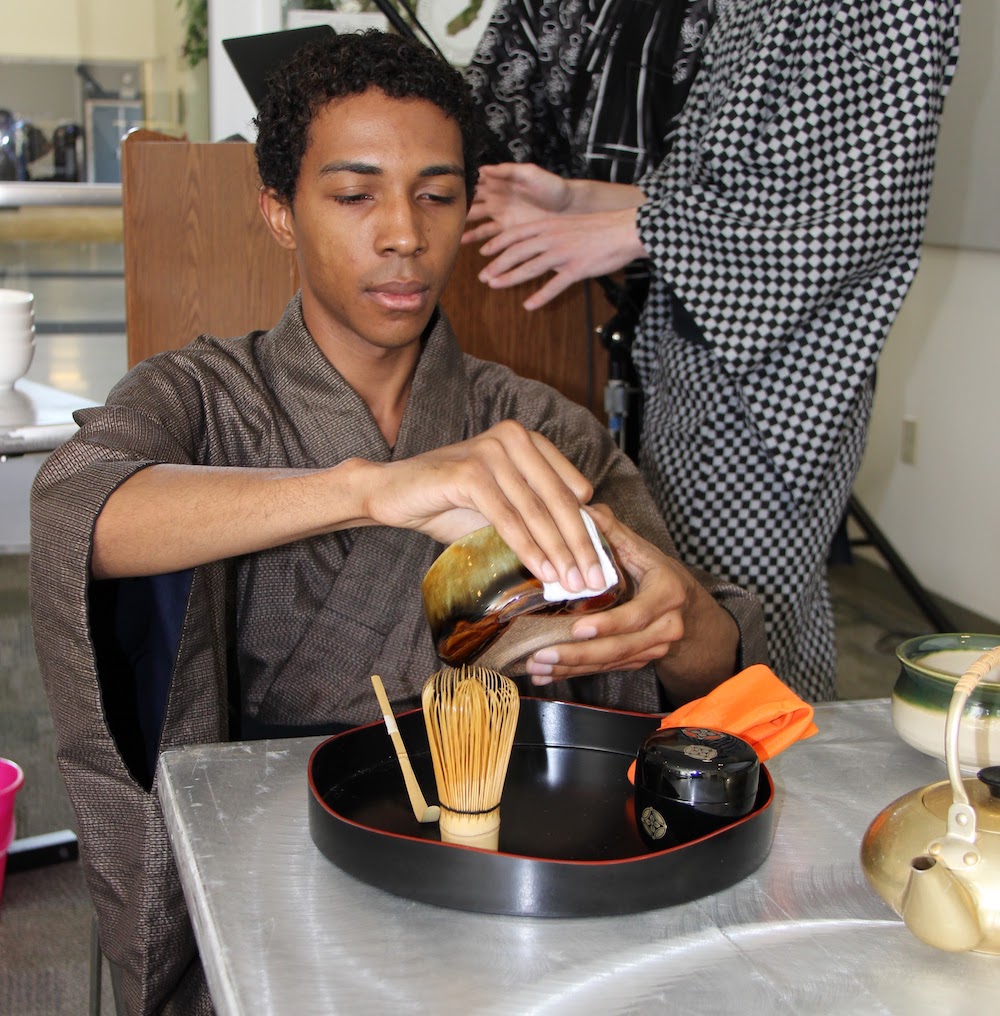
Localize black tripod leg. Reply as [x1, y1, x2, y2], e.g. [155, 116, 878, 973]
[846, 494, 957, 632]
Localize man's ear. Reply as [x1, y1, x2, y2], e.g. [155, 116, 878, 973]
[259, 188, 297, 251]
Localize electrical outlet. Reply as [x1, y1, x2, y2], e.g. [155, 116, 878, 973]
[901, 416, 917, 465]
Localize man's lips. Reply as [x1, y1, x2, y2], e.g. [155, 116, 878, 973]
[367, 280, 430, 312]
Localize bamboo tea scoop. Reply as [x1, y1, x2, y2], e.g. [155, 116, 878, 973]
[370, 674, 440, 824]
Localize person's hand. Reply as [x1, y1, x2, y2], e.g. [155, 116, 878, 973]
[463, 164, 648, 309]
[363, 420, 609, 594]
[524, 504, 740, 699]
[473, 207, 644, 309]
[462, 163, 572, 245]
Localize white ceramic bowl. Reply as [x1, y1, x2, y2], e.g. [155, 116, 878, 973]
[0, 339, 35, 390]
[0, 290, 34, 326]
[0, 314, 34, 338]
[0, 306, 33, 322]
[0, 321, 34, 342]
[0, 289, 34, 309]
[0, 291, 34, 341]
[891, 633, 1000, 771]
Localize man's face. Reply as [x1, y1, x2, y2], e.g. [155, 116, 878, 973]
[262, 88, 467, 358]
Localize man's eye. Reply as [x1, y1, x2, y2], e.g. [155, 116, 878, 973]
[421, 192, 458, 204]
[333, 193, 370, 205]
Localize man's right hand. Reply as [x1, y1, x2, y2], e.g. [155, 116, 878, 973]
[360, 420, 605, 593]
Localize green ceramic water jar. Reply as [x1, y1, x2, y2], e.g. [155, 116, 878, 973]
[891, 633, 1000, 770]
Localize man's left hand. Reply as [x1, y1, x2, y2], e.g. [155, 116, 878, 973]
[524, 504, 740, 703]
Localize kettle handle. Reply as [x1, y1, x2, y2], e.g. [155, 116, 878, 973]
[944, 644, 1000, 806]
[929, 644, 1000, 866]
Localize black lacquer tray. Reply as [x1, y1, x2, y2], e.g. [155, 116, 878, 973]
[308, 698, 775, 917]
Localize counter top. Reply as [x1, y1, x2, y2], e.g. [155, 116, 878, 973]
[0, 379, 95, 456]
[0, 182, 121, 208]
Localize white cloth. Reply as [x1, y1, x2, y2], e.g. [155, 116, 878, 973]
[542, 508, 617, 602]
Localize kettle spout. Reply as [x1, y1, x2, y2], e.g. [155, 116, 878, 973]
[899, 855, 982, 952]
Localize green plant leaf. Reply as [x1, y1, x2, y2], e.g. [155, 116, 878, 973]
[447, 0, 484, 35]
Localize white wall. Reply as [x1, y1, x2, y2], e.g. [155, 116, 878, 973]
[415, 0, 499, 66]
[4, 1, 156, 61]
[854, 245, 1000, 623]
[208, 0, 283, 141]
[922, 1, 1000, 253]
[146, 0, 210, 140]
[852, 3, 1000, 625]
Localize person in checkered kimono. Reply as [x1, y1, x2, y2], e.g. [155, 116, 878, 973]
[464, 0, 961, 700]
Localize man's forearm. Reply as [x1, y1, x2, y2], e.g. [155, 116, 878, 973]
[89, 420, 611, 592]
[91, 459, 375, 580]
[653, 582, 742, 707]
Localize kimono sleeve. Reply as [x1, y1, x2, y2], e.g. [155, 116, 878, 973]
[29, 355, 226, 1015]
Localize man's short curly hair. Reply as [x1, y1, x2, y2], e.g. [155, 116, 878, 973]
[254, 30, 487, 206]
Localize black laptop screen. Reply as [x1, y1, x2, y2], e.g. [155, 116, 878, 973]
[223, 26, 336, 109]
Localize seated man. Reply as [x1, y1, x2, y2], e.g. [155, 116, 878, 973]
[30, 31, 765, 1016]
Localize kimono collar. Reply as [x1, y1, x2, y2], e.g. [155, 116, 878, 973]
[255, 293, 470, 464]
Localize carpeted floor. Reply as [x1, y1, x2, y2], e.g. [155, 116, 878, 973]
[0, 862, 116, 1016]
[0, 557, 76, 842]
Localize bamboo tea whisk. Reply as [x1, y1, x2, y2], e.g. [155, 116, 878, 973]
[422, 665, 520, 851]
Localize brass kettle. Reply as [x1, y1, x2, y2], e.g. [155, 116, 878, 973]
[861, 644, 1000, 953]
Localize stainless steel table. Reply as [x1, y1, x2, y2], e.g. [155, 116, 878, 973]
[158, 699, 1000, 1015]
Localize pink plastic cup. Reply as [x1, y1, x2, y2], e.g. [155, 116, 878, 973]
[0, 758, 25, 900]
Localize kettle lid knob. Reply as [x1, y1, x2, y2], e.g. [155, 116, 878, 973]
[977, 766, 1000, 800]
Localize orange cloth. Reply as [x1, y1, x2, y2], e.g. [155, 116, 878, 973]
[627, 665, 818, 782]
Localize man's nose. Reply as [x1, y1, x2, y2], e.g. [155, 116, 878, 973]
[377, 196, 426, 256]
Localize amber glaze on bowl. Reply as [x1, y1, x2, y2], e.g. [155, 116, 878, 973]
[891, 633, 1000, 770]
[421, 525, 628, 668]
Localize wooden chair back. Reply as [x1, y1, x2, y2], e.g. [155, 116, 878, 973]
[121, 133, 610, 413]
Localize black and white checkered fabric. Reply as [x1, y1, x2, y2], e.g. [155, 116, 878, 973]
[632, 0, 960, 699]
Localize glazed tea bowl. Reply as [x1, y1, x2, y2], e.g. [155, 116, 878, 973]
[891, 633, 1000, 771]
[421, 521, 629, 676]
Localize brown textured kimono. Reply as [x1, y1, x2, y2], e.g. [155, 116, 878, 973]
[30, 296, 764, 1015]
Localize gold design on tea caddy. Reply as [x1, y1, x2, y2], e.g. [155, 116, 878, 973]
[641, 806, 668, 842]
